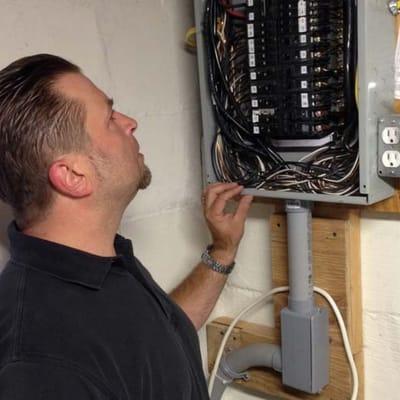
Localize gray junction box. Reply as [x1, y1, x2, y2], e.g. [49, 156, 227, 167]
[281, 307, 329, 394]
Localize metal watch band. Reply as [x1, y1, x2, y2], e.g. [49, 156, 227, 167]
[201, 246, 235, 275]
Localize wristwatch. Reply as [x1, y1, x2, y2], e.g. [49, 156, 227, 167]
[201, 245, 235, 275]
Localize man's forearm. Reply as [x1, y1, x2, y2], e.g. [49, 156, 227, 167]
[170, 249, 234, 330]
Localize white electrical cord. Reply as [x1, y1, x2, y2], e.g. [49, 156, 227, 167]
[208, 286, 359, 400]
[314, 286, 359, 400]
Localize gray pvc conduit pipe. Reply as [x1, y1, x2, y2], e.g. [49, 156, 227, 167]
[210, 343, 282, 400]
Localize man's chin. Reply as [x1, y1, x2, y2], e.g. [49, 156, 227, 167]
[138, 164, 152, 190]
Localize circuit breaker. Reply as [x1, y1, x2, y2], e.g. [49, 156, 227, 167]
[194, 0, 397, 205]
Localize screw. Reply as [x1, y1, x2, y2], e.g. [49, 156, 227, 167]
[388, 0, 400, 15]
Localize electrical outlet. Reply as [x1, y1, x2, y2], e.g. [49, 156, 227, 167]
[382, 127, 400, 144]
[382, 150, 400, 168]
[378, 116, 400, 177]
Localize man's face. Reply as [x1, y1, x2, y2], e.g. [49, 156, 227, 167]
[55, 73, 151, 204]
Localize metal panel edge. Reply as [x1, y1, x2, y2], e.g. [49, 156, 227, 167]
[242, 189, 368, 205]
[194, 0, 217, 185]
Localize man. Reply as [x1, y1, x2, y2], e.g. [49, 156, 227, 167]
[0, 54, 253, 399]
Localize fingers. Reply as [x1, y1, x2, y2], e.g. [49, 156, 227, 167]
[202, 183, 253, 220]
[202, 183, 253, 253]
[202, 182, 239, 209]
[234, 195, 254, 222]
[208, 185, 244, 216]
[206, 182, 238, 189]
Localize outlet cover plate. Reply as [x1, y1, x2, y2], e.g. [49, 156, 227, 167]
[378, 116, 400, 178]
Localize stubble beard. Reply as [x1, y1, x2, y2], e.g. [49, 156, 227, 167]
[89, 149, 151, 201]
[138, 164, 152, 190]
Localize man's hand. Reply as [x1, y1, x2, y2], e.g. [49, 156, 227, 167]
[170, 182, 253, 330]
[202, 182, 253, 264]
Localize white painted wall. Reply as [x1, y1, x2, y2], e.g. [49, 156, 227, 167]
[0, 1, 399, 399]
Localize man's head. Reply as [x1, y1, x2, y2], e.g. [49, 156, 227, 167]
[0, 54, 151, 229]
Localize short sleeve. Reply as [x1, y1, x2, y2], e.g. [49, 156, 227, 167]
[0, 360, 110, 400]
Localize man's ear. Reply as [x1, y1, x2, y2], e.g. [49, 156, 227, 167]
[48, 156, 93, 198]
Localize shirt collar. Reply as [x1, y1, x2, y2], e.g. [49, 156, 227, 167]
[8, 221, 134, 290]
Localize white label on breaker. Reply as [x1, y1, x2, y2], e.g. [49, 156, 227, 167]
[298, 1, 306, 17]
[300, 50, 307, 59]
[251, 85, 258, 94]
[247, 24, 254, 38]
[301, 66, 308, 74]
[300, 34, 307, 43]
[248, 0, 254, 6]
[252, 99, 259, 107]
[299, 17, 307, 33]
[248, 39, 255, 53]
[253, 126, 260, 134]
[249, 12, 255, 21]
[252, 112, 259, 123]
[250, 71, 257, 80]
[301, 81, 308, 89]
[301, 93, 309, 108]
[249, 54, 256, 67]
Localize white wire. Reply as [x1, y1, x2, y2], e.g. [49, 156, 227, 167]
[208, 286, 359, 400]
[321, 185, 359, 196]
[263, 167, 311, 182]
[298, 146, 330, 162]
[255, 155, 266, 172]
[314, 287, 359, 400]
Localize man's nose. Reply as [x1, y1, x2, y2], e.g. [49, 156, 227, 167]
[123, 114, 138, 135]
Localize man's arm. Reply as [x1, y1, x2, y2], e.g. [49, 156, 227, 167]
[170, 182, 253, 330]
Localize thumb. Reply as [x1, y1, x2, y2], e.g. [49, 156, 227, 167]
[234, 195, 253, 222]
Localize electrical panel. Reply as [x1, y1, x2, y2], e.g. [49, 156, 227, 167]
[194, 0, 397, 205]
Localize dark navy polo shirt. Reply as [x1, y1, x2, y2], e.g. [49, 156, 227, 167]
[0, 222, 209, 400]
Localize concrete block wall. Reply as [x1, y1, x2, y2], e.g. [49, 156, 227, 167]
[0, 1, 399, 399]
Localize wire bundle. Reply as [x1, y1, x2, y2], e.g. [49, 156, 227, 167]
[204, 0, 359, 195]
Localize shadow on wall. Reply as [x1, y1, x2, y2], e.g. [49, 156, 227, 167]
[0, 202, 13, 271]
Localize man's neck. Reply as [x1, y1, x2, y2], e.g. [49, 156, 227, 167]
[22, 208, 122, 257]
